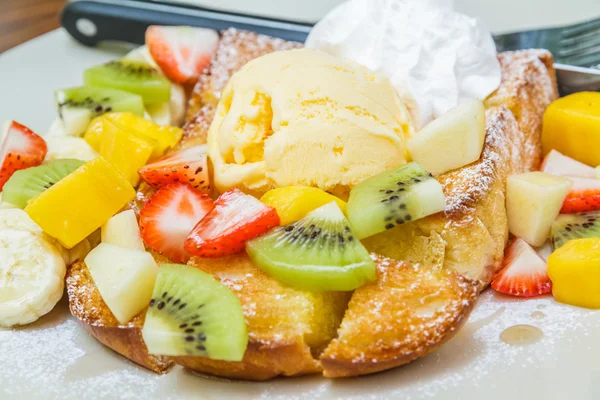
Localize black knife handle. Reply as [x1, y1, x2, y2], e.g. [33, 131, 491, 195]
[61, 0, 312, 46]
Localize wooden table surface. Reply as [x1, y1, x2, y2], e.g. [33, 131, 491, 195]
[1, 0, 65, 53]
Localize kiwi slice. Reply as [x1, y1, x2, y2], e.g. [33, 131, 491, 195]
[141, 264, 247, 361]
[2, 159, 85, 208]
[84, 60, 171, 105]
[347, 162, 445, 239]
[246, 202, 376, 292]
[551, 211, 600, 249]
[56, 86, 144, 137]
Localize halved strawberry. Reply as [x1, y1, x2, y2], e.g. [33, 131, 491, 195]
[540, 150, 595, 178]
[146, 25, 219, 85]
[561, 177, 600, 213]
[185, 188, 280, 257]
[139, 144, 211, 193]
[0, 121, 47, 190]
[140, 183, 214, 263]
[491, 238, 551, 297]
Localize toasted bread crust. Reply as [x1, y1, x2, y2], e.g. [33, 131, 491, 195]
[65, 31, 558, 380]
[320, 255, 479, 377]
[66, 262, 173, 374]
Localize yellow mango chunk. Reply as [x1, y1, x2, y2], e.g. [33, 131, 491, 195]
[548, 238, 600, 309]
[261, 186, 346, 225]
[99, 122, 154, 186]
[109, 112, 183, 154]
[84, 113, 182, 159]
[25, 157, 135, 249]
[542, 92, 600, 166]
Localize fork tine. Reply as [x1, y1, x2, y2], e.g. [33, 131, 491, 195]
[560, 50, 600, 68]
[562, 18, 600, 38]
[559, 35, 600, 57]
[560, 27, 600, 46]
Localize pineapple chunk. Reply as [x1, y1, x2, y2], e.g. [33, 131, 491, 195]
[85, 243, 158, 324]
[25, 157, 136, 249]
[406, 99, 485, 175]
[543, 92, 600, 166]
[506, 172, 572, 247]
[101, 209, 145, 251]
[548, 238, 600, 309]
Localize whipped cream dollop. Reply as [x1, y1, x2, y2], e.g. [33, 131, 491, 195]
[306, 0, 501, 128]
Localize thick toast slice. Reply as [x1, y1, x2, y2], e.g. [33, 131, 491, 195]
[65, 28, 557, 380]
[320, 50, 557, 377]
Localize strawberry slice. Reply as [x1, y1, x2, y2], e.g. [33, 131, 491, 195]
[139, 145, 211, 193]
[146, 25, 219, 85]
[0, 121, 47, 190]
[561, 177, 600, 213]
[491, 238, 551, 297]
[140, 183, 214, 263]
[540, 150, 595, 178]
[185, 188, 280, 257]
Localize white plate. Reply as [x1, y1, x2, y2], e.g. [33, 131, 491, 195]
[2, 17, 600, 400]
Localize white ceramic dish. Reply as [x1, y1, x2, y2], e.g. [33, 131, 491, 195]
[2, 4, 600, 397]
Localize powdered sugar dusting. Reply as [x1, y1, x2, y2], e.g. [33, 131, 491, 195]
[4, 292, 599, 399]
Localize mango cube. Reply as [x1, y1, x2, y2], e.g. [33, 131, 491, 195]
[543, 92, 600, 166]
[85, 243, 158, 324]
[260, 186, 347, 225]
[548, 238, 600, 309]
[109, 112, 183, 155]
[25, 157, 135, 249]
[99, 120, 155, 186]
[84, 113, 182, 159]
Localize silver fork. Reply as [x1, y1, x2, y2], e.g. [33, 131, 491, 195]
[494, 17, 600, 94]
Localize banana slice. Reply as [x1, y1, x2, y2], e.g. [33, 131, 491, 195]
[0, 229, 66, 327]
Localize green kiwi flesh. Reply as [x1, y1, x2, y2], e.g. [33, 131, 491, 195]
[56, 86, 145, 136]
[3, 159, 85, 208]
[141, 264, 248, 361]
[246, 202, 376, 292]
[84, 60, 171, 105]
[551, 211, 600, 250]
[347, 162, 445, 239]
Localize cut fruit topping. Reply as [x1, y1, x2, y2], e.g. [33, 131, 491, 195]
[85, 243, 158, 324]
[25, 157, 136, 249]
[542, 92, 600, 167]
[84, 59, 171, 105]
[506, 172, 572, 247]
[560, 177, 600, 213]
[139, 145, 211, 194]
[55, 86, 144, 137]
[246, 202, 376, 292]
[548, 238, 600, 309]
[146, 25, 219, 84]
[45, 136, 98, 162]
[141, 263, 247, 361]
[3, 159, 84, 208]
[101, 209, 145, 251]
[260, 186, 347, 225]
[347, 162, 445, 239]
[406, 99, 485, 176]
[184, 188, 280, 258]
[140, 183, 214, 263]
[540, 150, 595, 178]
[98, 112, 183, 156]
[491, 238, 551, 297]
[551, 211, 600, 250]
[0, 121, 47, 191]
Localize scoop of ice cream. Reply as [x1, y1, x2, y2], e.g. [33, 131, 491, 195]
[207, 48, 414, 197]
[306, 0, 501, 128]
